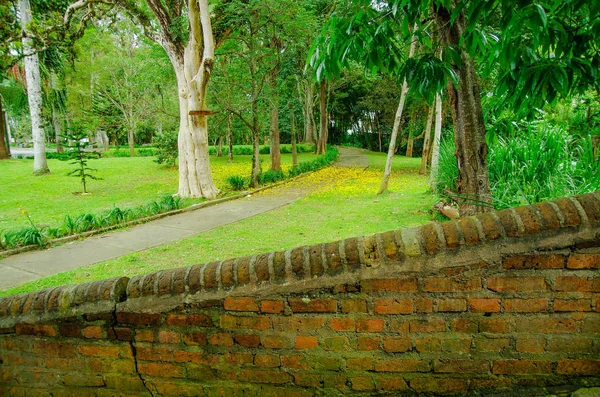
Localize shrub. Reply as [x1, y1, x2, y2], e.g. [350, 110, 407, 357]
[259, 170, 285, 184]
[154, 130, 179, 165]
[227, 175, 246, 190]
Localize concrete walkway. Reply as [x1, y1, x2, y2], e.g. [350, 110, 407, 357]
[0, 147, 369, 290]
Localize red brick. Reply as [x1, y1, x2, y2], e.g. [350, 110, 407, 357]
[374, 299, 413, 315]
[78, 345, 121, 358]
[220, 314, 271, 330]
[209, 333, 233, 346]
[451, 318, 478, 333]
[423, 277, 482, 292]
[437, 298, 466, 312]
[135, 329, 154, 343]
[555, 276, 600, 292]
[281, 354, 308, 370]
[469, 298, 500, 313]
[158, 331, 181, 344]
[516, 337, 545, 353]
[415, 298, 433, 313]
[568, 253, 600, 269]
[138, 363, 184, 378]
[383, 336, 412, 352]
[224, 297, 259, 312]
[295, 335, 318, 350]
[515, 206, 542, 234]
[416, 337, 441, 352]
[116, 312, 161, 326]
[557, 360, 600, 375]
[410, 318, 446, 333]
[503, 254, 565, 269]
[554, 299, 592, 312]
[260, 300, 284, 314]
[375, 359, 430, 373]
[547, 336, 592, 352]
[422, 223, 441, 254]
[137, 347, 172, 361]
[341, 299, 367, 313]
[554, 198, 581, 227]
[83, 326, 104, 339]
[59, 324, 80, 338]
[288, 298, 337, 313]
[487, 276, 547, 291]
[356, 318, 385, 333]
[492, 360, 552, 375]
[32, 341, 75, 357]
[272, 317, 326, 331]
[254, 354, 280, 368]
[329, 318, 355, 331]
[173, 351, 218, 365]
[235, 334, 260, 348]
[504, 298, 548, 313]
[261, 334, 294, 349]
[358, 336, 380, 351]
[361, 278, 417, 292]
[435, 359, 489, 373]
[165, 314, 212, 327]
[183, 332, 207, 346]
[238, 369, 291, 384]
[15, 324, 56, 337]
[410, 377, 467, 394]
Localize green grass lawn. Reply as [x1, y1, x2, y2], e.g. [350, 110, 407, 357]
[0, 152, 318, 231]
[0, 151, 439, 296]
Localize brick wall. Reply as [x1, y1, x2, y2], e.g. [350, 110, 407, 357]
[1, 193, 599, 396]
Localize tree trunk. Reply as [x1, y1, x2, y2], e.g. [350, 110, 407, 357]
[217, 136, 223, 157]
[419, 105, 435, 174]
[269, 65, 281, 171]
[377, 28, 417, 195]
[0, 100, 9, 160]
[406, 133, 414, 157]
[435, 4, 492, 216]
[290, 104, 298, 167]
[300, 80, 316, 144]
[128, 125, 135, 157]
[227, 113, 233, 162]
[20, 0, 49, 174]
[317, 80, 327, 155]
[51, 73, 63, 153]
[430, 94, 443, 186]
[251, 125, 261, 187]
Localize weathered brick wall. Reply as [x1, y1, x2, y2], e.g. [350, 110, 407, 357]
[1, 194, 599, 396]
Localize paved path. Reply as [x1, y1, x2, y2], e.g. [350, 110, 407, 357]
[0, 147, 369, 290]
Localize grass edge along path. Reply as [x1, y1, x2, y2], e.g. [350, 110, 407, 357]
[0, 147, 338, 254]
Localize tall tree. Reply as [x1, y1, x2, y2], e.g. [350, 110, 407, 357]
[20, 0, 49, 174]
[65, 0, 230, 198]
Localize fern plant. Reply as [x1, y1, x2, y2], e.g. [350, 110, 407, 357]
[59, 126, 102, 194]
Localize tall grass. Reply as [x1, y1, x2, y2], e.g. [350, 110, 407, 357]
[435, 123, 600, 209]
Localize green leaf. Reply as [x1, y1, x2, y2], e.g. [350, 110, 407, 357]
[534, 4, 547, 29]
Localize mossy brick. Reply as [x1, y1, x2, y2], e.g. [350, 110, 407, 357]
[288, 298, 337, 313]
[459, 217, 481, 245]
[329, 318, 355, 331]
[166, 313, 212, 327]
[423, 277, 482, 292]
[171, 267, 186, 294]
[341, 299, 367, 313]
[497, 208, 520, 237]
[238, 369, 292, 384]
[504, 298, 549, 312]
[59, 323, 80, 338]
[273, 251, 287, 282]
[203, 262, 220, 290]
[534, 201, 562, 230]
[442, 221, 460, 249]
[138, 362, 184, 378]
[380, 231, 401, 260]
[451, 318, 478, 333]
[503, 254, 565, 269]
[157, 270, 173, 295]
[272, 317, 326, 331]
[422, 223, 441, 254]
[515, 317, 577, 333]
[363, 234, 378, 262]
[224, 297, 259, 312]
[487, 276, 547, 291]
[415, 337, 441, 352]
[514, 206, 542, 234]
[547, 336, 593, 352]
[313, 356, 343, 371]
[383, 336, 412, 353]
[86, 281, 103, 302]
[410, 378, 467, 394]
[30, 290, 47, 312]
[555, 197, 581, 227]
[475, 337, 510, 352]
[15, 323, 56, 337]
[351, 376, 375, 391]
[516, 337, 546, 353]
[290, 247, 305, 279]
[568, 253, 600, 269]
[492, 360, 552, 375]
[358, 336, 380, 351]
[556, 360, 600, 375]
[344, 237, 361, 270]
[479, 318, 513, 333]
[182, 332, 207, 346]
[236, 257, 251, 285]
[309, 244, 324, 277]
[437, 298, 467, 312]
[322, 336, 350, 351]
[126, 277, 142, 299]
[434, 359, 489, 373]
[554, 299, 592, 312]
[357, 318, 385, 333]
[209, 332, 233, 346]
[347, 357, 375, 370]
[254, 254, 270, 282]
[325, 242, 342, 275]
[141, 273, 156, 296]
[477, 212, 502, 240]
[441, 337, 472, 353]
[554, 276, 600, 292]
[410, 318, 446, 333]
[220, 259, 235, 288]
[375, 359, 430, 373]
[254, 353, 281, 367]
[20, 293, 35, 315]
[173, 351, 218, 365]
[108, 327, 131, 341]
[375, 376, 409, 391]
[220, 314, 271, 330]
[261, 334, 294, 349]
[575, 193, 600, 224]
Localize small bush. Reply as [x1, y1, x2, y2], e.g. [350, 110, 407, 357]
[154, 130, 179, 165]
[227, 175, 246, 190]
[259, 170, 285, 184]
